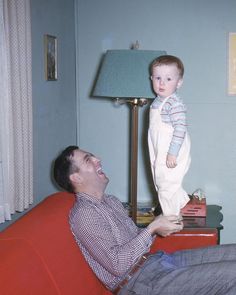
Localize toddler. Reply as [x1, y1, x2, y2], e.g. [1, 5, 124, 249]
[148, 55, 191, 217]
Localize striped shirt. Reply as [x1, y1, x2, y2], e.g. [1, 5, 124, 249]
[151, 92, 187, 156]
[69, 192, 153, 290]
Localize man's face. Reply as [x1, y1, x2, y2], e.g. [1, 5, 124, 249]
[71, 149, 109, 192]
[151, 64, 183, 98]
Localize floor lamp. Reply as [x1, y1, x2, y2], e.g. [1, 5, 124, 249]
[93, 49, 166, 223]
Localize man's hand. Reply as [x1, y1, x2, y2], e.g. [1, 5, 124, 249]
[147, 214, 183, 237]
[166, 154, 177, 168]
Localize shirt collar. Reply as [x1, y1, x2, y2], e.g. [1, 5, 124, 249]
[75, 192, 106, 203]
[157, 91, 178, 101]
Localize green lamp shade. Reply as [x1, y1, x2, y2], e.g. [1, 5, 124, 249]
[93, 49, 166, 99]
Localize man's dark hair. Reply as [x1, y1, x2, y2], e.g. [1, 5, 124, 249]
[53, 145, 79, 193]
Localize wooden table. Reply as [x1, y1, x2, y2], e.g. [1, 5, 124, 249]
[148, 205, 223, 253]
[183, 205, 223, 243]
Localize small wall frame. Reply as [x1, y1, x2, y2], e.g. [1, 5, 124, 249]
[228, 32, 236, 95]
[44, 34, 57, 81]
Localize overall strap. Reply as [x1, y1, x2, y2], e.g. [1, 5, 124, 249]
[159, 96, 170, 112]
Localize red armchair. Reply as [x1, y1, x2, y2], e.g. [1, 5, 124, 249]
[0, 192, 217, 295]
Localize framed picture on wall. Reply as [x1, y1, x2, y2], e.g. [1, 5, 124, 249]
[228, 32, 236, 95]
[44, 34, 57, 81]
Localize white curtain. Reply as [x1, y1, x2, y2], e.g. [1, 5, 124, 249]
[0, 0, 33, 223]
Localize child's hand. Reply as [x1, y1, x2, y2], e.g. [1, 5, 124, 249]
[166, 154, 177, 168]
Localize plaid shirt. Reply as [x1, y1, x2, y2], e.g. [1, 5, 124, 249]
[69, 192, 153, 290]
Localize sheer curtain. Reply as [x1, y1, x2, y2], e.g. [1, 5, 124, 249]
[0, 0, 33, 223]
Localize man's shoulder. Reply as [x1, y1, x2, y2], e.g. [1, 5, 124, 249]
[70, 194, 122, 213]
[69, 196, 92, 218]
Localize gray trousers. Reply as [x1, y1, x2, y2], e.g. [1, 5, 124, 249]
[118, 244, 236, 295]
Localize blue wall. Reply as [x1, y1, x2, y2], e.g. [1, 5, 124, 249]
[76, 0, 236, 244]
[0, 0, 77, 231]
[31, 0, 77, 201]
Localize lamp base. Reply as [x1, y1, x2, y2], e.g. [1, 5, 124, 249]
[115, 97, 148, 107]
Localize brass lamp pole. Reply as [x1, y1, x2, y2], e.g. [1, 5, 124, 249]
[126, 98, 148, 222]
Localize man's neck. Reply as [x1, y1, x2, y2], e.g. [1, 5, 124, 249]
[76, 188, 105, 200]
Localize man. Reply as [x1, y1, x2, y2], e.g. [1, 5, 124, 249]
[54, 146, 236, 295]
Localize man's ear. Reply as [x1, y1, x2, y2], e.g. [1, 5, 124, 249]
[69, 172, 82, 185]
[177, 78, 183, 89]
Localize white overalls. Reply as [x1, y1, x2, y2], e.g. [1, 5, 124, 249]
[148, 96, 191, 216]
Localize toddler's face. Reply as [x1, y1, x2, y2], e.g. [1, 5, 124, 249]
[151, 64, 183, 98]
